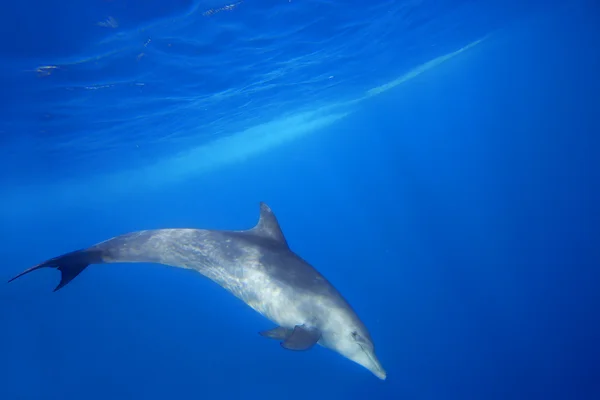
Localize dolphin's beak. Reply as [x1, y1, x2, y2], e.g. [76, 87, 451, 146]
[372, 365, 387, 380]
[342, 342, 387, 380]
[367, 353, 387, 380]
[361, 346, 387, 380]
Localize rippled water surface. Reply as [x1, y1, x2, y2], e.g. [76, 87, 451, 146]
[1, 0, 539, 187]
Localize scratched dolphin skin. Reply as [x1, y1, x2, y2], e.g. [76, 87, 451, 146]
[8, 202, 386, 379]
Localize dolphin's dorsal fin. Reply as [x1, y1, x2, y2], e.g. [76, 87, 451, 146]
[249, 202, 288, 247]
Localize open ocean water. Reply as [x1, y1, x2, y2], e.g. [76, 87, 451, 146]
[1, 0, 599, 399]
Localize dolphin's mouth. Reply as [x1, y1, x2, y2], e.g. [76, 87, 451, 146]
[359, 344, 387, 380]
[371, 366, 387, 380]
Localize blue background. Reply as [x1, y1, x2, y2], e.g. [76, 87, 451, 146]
[1, 1, 599, 399]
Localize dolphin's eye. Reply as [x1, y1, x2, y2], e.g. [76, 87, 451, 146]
[351, 331, 372, 347]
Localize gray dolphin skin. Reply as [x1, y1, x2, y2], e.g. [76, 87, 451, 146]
[8, 202, 386, 380]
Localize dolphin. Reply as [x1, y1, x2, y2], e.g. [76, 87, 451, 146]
[8, 202, 386, 380]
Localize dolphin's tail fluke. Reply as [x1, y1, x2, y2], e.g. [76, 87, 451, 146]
[8, 249, 103, 292]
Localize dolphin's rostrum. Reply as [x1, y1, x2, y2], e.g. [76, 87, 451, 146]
[8, 202, 386, 380]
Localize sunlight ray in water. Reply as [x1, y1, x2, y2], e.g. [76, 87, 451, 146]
[108, 109, 350, 191]
[99, 36, 487, 189]
[0, 36, 486, 219]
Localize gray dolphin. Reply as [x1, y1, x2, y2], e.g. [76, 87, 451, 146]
[8, 202, 386, 380]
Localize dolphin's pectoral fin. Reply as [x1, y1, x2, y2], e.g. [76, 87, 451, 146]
[280, 325, 321, 351]
[259, 326, 293, 340]
[259, 325, 319, 350]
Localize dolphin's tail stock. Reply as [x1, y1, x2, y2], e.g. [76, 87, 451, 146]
[8, 249, 104, 292]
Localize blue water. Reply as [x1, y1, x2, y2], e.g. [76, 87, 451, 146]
[1, 0, 599, 399]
